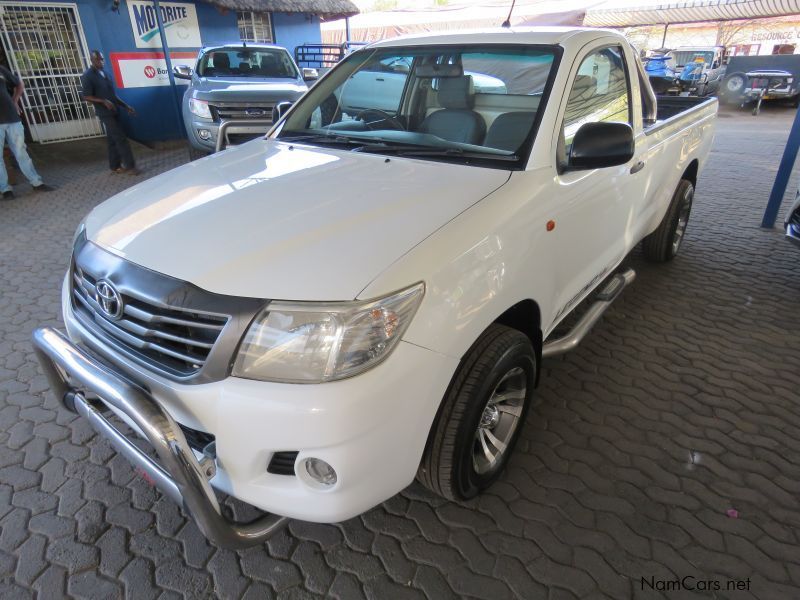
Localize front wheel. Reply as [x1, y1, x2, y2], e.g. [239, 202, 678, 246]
[417, 324, 536, 501]
[642, 179, 694, 262]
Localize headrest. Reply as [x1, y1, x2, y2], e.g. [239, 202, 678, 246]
[438, 75, 475, 110]
[214, 53, 230, 68]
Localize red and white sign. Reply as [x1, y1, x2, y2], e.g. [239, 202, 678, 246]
[110, 52, 196, 88]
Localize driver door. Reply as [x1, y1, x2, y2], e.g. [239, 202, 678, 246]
[549, 44, 642, 325]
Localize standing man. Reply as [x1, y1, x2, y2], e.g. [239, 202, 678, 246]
[81, 51, 140, 175]
[0, 64, 55, 199]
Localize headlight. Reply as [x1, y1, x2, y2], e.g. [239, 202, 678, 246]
[232, 283, 424, 383]
[189, 98, 212, 119]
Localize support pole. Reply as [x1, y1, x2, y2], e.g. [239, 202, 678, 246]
[762, 104, 800, 228]
[661, 23, 669, 48]
[152, 0, 185, 137]
[345, 17, 351, 43]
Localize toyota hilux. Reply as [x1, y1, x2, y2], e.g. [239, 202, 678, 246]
[34, 28, 717, 548]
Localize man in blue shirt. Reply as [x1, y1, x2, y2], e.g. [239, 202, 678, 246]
[81, 51, 140, 175]
[0, 66, 54, 199]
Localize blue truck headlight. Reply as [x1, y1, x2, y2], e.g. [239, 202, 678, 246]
[189, 98, 212, 119]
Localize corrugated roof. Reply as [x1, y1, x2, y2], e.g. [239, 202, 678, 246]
[198, 0, 359, 20]
[584, 0, 800, 27]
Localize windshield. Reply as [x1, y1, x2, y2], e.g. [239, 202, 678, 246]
[197, 48, 299, 78]
[275, 45, 559, 168]
[671, 50, 715, 67]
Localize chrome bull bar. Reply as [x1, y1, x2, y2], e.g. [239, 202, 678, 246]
[215, 119, 274, 152]
[32, 327, 288, 549]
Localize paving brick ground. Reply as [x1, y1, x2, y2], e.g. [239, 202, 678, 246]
[0, 105, 799, 599]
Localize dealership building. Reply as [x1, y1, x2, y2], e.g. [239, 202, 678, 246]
[0, 0, 357, 144]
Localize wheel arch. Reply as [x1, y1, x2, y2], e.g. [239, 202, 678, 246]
[491, 299, 543, 385]
[493, 299, 542, 349]
[682, 159, 699, 188]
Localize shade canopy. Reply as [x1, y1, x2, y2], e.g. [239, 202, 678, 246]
[585, 0, 800, 27]
[198, 0, 359, 20]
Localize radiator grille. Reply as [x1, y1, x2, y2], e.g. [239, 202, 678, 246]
[71, 267, 228, 377]
[210, 102, 275, 122]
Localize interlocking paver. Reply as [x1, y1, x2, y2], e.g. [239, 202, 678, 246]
[0, 106, 798, 598]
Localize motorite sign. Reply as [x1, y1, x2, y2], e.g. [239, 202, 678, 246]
[127, 1, 201, 49]
[110, 52, 196, 88]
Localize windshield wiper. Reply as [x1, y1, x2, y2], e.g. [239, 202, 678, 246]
[279, 135, 518, 162]
[355, 143, 518, 162]
[279, 133, 368, 146]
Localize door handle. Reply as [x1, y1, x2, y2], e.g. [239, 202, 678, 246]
[630, 160, 645, 174]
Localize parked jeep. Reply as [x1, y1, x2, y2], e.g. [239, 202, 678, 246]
[174, 44, 316, 157]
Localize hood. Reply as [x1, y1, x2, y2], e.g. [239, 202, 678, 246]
[191, 77, 307, 102]
[86, 140, 511, 301]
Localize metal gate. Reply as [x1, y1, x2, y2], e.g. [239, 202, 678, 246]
[0, 2, 102, 143]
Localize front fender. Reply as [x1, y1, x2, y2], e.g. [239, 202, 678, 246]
[359, 170, 557, 361]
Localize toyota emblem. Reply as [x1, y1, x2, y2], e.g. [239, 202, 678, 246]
[95, 280, 124, 320]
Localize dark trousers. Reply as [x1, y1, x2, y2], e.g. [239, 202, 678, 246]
[99, 114, 135, 170]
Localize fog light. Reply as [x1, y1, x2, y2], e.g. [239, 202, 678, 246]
[197, 128, 211, 140]
[304, 458, 337, 486]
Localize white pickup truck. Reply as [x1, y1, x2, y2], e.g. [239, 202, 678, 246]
[34, 28, 716, 548]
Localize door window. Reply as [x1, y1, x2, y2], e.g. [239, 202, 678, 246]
[561, 46, 631, 156]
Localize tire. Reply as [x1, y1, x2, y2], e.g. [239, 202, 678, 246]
[720, 72, 747, 104]
[417, 324, 537, 501]
[642, 179, 694, 262]
[187, 144, 209, 161]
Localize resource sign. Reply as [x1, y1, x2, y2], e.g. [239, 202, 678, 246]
[110, 52, 196, 88]
[127, 1, 201, 49]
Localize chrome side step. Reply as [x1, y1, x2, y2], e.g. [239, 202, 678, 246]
[542, 269, 636, 358]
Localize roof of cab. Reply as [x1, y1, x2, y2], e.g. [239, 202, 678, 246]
[201, 43, 288, 52]
[366, 27, 622, 49]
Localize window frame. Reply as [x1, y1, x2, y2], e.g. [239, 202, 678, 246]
[237, 11, 274, 44]
[276, 43, 564, 171]
[556, 43, 634, 171]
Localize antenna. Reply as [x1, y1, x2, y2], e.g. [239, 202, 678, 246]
[501, 0, 516, 28]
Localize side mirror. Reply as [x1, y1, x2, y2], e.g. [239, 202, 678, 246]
[272, 101, 293, 123]
[566, 122, 634, 171]
[302, 68, 319, 82]
[173, 65, 193, 80]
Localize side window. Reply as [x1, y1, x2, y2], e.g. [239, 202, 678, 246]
[363, 56, 410, 74]
[561, 46, 631, 156]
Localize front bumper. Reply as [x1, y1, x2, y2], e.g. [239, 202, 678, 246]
[47, 276, 458, 535]
[32, 327, 288, 549]
[743, 87, 795, 100]
[185, 117, 272, 152]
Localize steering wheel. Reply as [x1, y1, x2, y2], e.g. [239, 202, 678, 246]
[354, 109, 405, 131]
